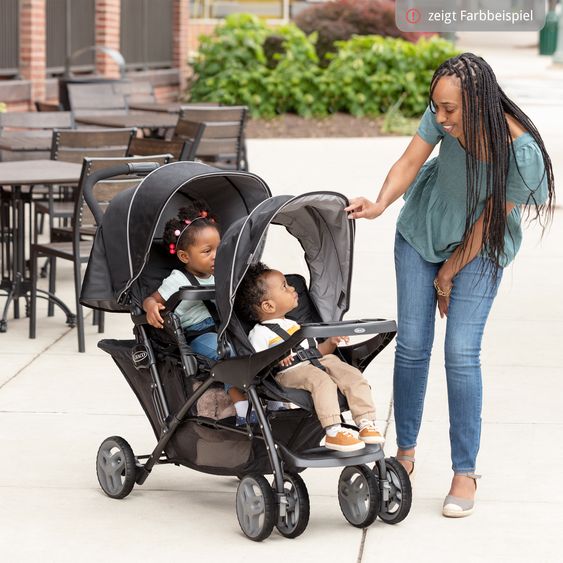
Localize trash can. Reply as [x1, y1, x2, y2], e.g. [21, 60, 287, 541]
[540, 11, 559, 55]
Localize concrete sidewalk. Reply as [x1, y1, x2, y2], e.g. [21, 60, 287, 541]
[1, 35, 562, 562]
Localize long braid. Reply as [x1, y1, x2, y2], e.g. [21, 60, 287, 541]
[429, 53, 555, 277]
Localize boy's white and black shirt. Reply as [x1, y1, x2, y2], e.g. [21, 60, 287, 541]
[248, 317, 311, 371]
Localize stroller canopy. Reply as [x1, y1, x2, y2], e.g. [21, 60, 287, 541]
[81, 161, 271, 312]
[215, 192, 354, 355]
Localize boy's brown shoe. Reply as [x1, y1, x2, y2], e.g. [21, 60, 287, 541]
[325, 429, 366, 452]
[358, 421, 385, 444]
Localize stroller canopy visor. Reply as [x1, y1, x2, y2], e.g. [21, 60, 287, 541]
[215, 192, 354, 354]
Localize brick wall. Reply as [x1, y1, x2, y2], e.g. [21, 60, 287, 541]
[19, 0, 47, 105]
[173, 0, 190, 91]
[188, 22, 219, 56]
[95, 0, 121, 78]
[5, 0, 189, 110]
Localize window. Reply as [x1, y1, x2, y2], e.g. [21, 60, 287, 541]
[46, 0, 96, 76]
[0, 0, 19, 77]
[120, 0, 174, 70]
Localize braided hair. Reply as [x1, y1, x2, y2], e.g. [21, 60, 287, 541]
[429, 53, 555, 275]
[234, 262, 273, 324]
[162, 200, 219, 255]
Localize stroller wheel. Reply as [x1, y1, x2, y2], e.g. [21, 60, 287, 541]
[236, 474, 276, 542]
[96, 436, 137, 499]
[338, 464, 380, 528]
[275, 473, 310, 539]
[374, 457, 412, 524]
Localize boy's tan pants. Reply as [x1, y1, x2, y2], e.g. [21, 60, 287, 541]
[274, 354, 376, 428]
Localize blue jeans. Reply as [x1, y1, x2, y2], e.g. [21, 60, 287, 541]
[393, 231, 502, 473]
[187, 317, 220, 361]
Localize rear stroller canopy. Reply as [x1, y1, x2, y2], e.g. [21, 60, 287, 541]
[81, 161, 271, 312]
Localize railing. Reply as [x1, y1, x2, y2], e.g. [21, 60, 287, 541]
[120, 0, 174, 70]
[46, 0, 96, 76]
[0, 0, 19, 78]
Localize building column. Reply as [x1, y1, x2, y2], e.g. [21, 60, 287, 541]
[20, 0, 47, 105]
[173, 0, 191, 92]
[95, 0, 121, 77]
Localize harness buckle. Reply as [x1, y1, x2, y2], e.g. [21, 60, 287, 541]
[294, 348, 322, 362]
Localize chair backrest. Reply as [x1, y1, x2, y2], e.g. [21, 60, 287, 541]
[170, 119, 206, 161]
[113, 80, 156, 104]
[0, 111, 74, 131]
[67, 83, 128, 117]
[51, 128, 136, 163]
[177, 105, 248, 170]
[126, 136, 191, 161]
[74, 155, 172, 236]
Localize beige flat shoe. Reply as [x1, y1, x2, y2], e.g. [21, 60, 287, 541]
[442, 473, 480, 518]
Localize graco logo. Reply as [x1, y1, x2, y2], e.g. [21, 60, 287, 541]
[354, 328, 366, 334]
[133, 350, 148, 363]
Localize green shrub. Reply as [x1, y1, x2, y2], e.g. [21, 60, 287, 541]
[188, 15, 459, 119]
[188, 14, 276, 115]
[324, 35, 460, 117]
[294, 0, 428, 66]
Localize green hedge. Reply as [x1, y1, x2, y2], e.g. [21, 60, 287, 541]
[188, 14, 459, 118]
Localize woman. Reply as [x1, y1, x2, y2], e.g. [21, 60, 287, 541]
[346, 53, 554, 518]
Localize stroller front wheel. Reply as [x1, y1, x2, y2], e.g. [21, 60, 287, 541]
[275, 473, 310, 539]
[374, 457, 412, 524]
[338, 464, 380, 528]
[236, 474, 276, 542]
[96, 436, 137, 499]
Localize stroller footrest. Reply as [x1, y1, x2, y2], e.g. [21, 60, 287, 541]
[277, 442, 384, 469]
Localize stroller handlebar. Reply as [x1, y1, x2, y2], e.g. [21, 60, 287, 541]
[299, 319, 397, 338]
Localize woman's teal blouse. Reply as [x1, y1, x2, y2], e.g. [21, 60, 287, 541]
[396, 106, 548, 266]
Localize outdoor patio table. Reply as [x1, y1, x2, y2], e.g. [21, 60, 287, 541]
[0, 159, 82, 332]
[75, 111, 178, 130]
[0, 134, 52, 153]
[0, 132, 52, 162]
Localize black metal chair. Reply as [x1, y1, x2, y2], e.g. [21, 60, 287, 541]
[29, 154, 172, 352]
[126, 136, 194, 161]
[34, 128, 137, 246]
[176, 105, 248, 170]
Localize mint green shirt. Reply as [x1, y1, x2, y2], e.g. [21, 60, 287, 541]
[396, 106, 548, 266]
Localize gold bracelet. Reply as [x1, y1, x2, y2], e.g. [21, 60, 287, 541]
[433, 278, 452, 297]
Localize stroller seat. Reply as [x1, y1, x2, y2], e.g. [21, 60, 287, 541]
[251, 274, 349, 414]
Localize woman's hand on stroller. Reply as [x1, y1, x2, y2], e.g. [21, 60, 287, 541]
[345, 198, 386, 220]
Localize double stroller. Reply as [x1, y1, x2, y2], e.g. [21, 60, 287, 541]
[81, 161, 412, 541]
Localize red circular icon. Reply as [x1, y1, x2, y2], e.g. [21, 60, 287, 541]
[406, 8, 421, 24]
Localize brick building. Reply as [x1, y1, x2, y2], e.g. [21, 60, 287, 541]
[0, 0, 314, 111]
[0, 0, 190, 110]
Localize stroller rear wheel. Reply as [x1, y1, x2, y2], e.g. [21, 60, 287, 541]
[374, 457, 412, 524]
[275, 473, 310, 539]
[236, 474, 276, 542]
[96, 436, 137, 499]
[338, 464, 380, 528]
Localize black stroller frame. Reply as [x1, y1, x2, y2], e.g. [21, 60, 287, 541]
[81, 161, 412, 541]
